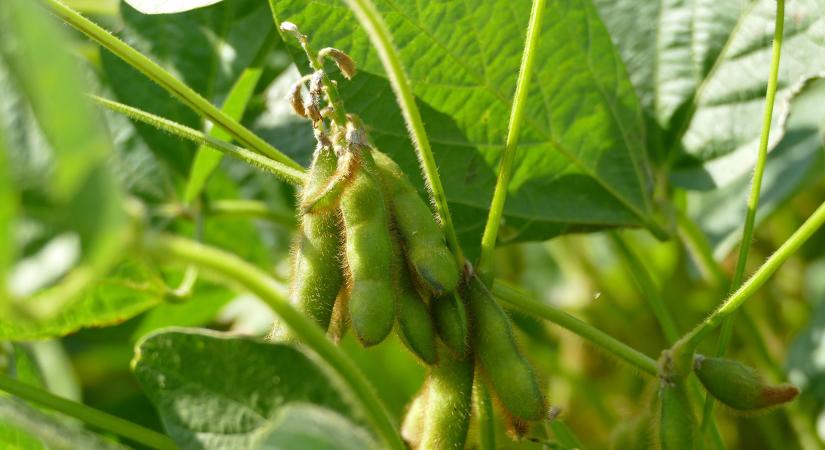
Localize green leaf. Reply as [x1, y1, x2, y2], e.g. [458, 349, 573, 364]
[596, 0, 825, 186]
[0, 261, 166, 340]
[124, 0, 224, 14]
[132, 328, 365, 450]
[254, 403, 376, 450]
[0, 0, 112, 200]
[0, 108, 15, 301]
[0, 396, 127, 450]
[101, 0, 274, 176]
[272, 0, 658, 245]
[184, 31, 278, 203]
[688, 76, 825, 258]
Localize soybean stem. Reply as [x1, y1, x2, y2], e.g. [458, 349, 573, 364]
[143, 234, 406, 450]
[343, 0, 464, 265]
[0, 374, 178, 450]
[91, 96, 305, 186]
[492, 279, 658, 376]
[43, 0, 302, 171]
[477, 0, 545, 275]
[700, 0, 785, 431]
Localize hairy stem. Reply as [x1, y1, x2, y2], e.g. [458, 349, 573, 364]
[92, 96, 305, 186]
[343, 0, 464, 265]
[143, 234, 406, 450]
[492, 279, 657, 376]
[676, 199, 825, 355]
[0, 374, 177, 450]
[43, 0, 302, 171]
[477, 0, 545, 275]
[701, 0, 785, 431]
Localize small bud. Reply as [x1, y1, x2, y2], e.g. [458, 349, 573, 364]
[279, 21, 299, 34]
[694, 355, 799, 411]
[288, 81, 306, 117]
[319, 47, 356, 79]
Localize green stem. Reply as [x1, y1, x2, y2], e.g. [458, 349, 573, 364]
[0, 374, 177, 450]
[477, 0, 545, 275]
[143, 234, 406, 450]
[92, 96, 305, 186]
[492, 279, 657, 376]
[702, 0, 785, 431]
[43, 0, 302, 171]
[676, 199, 825, 354]
[268, 3, 348, 128]
[610, 232, 679, 343]
[185, 28, 280, 203]
[343, 0, 464, 265]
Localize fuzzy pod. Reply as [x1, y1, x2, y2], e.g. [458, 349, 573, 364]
[372, 151, 458, 296]
[467, 276, 545, 422]
[393, 237, 438, 364]
[272, 145, 343, 341]
[657, 381, 695, 450]
[419, 345, 474, 450]
[401, 390, 428, 449]
[431, 292, 468, 358]
[694, 355, 799, 412]
[340, 149, 396, 346]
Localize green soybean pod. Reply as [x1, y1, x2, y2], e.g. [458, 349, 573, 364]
[393, 236, 438, 364]
[467, 276, 544, 422]
[420, 346, 474, 450]
[372, 151, 458, 296]
[694, 355, 799, 411]
[401, 390, 428, 449]
[657, 381, 694, 450]
[341, 148, 396, 346]
[431, 292, 468, 358]
[272, 144, 343, 341]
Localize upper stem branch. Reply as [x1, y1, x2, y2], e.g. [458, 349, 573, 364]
[0, 374, 178, 450]
[477, 0, 546, 275]
[43, 0, 302, 171]
[143, 234, 406, 450]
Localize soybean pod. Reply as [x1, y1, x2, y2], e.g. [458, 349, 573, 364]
[467, 275, 544, 422]
[372, 150, 458, 296]
[657, 381, 695, 450]
[420, 345, 474, 450]
[431, 292, 468, 358]
[392, 234, 437, 364]
[340, 146, 396, 346]
[272, 143, 343, 341]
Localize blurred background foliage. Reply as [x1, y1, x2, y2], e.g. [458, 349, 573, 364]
[0, 0, 824, 449]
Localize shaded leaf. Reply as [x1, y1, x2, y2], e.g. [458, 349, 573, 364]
[688, 76, 825, 258]
[0, 397, 127, 450]
[254, 403, 376, 450]
[273, 0, 658, 247]
[132, 328, 364, 450]
[0, 261, 166, 340]
[101, 0, 274, 176]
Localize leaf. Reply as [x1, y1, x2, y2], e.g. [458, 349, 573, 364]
[101, 0, 274, 176]
[0, 0, 112, 200]
[595, 0, 825, 187]
[0, 0, 129, 320]
[254, 403, 377, 450]
[272, 0, 659, 246]
[132, 328, 365, 450]
[0, 106, 15, 301]
[184, 31, 277, 203]
[124, 0, 225, 14]
[688, 76, 825, 258]
[0, 396, 127, 450]
[0, 260, 166, 340]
